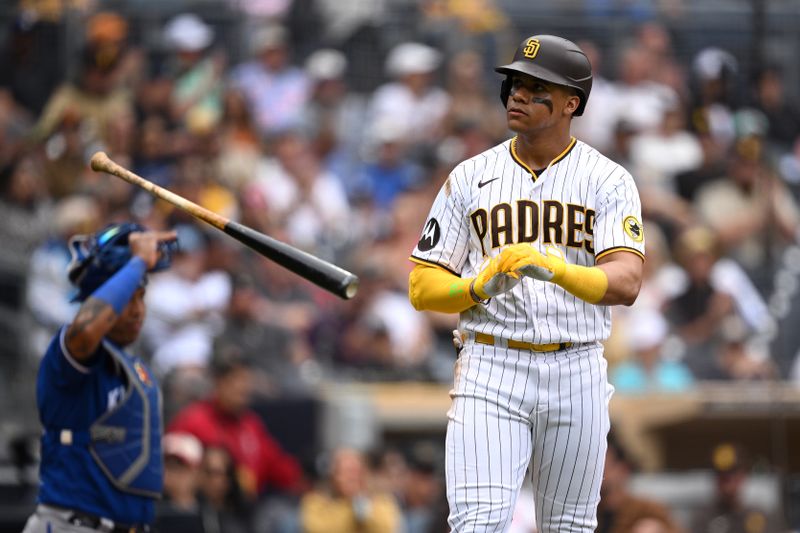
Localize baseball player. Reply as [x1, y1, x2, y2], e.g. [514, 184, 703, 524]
[408, 35, 645, 532]
[23, 222, 177, 533]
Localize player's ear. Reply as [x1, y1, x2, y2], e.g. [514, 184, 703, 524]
[563, 92, 580, 117]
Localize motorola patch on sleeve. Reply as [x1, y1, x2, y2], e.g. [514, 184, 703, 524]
[417, 218, 441, 251]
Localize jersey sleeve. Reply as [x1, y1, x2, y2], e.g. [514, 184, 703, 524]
[39, 326, 104, 390]
[593, 171, 646, 261]
[409, 171, 471, 275]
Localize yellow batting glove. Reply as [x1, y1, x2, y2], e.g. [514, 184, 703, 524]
[516, 246, 567, 282]
[517, 245, 608, 304]
[470, 245, 534, 301]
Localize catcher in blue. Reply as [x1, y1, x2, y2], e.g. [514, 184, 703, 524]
[23, 222, 177, 533]
[408, 35, 645, 531]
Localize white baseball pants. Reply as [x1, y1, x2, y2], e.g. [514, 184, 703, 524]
[445, 340, 613, 532]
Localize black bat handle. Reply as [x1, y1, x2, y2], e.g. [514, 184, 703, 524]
[223, 221, 359, 299]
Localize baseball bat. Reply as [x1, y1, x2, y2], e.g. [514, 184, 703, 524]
[89, 151, 359, 300]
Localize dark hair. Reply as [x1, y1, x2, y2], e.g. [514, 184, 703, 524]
[81, 43, 122, 74]
[209, 342, 253, 379]
[202, 445, 251, 514]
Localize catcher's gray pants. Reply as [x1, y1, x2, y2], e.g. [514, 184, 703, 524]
[445, 341, 613, 532]
[22, 505, 107, 533]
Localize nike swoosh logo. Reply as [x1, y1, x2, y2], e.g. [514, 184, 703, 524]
[478, 177, 499, 188]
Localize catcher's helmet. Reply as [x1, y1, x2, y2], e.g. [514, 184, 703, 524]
[67, 222, 176, 302]
[496, 34, 592, 116]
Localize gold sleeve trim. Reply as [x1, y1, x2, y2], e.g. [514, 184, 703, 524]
[409, 256, 461, 276]
[595, 246, 645, 262]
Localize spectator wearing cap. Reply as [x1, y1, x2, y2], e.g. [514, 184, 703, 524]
[25, 194, 101, 357]
[366, 42, 450, 147]
[693, 135, 800, 279]
[157, 432, 204, 514]
[229, 23, 310, 137]
[141, 223, 232, 377]
[689, 47, 739, 148]
[354, 118, 423, 210]
[85, 11, 144, 91]
[609, 309, 694, 395]
[663, 227, 773, 375]
[29, 39, 133, 145]
[628, 92, 701, 233]
[300, 48, 368, 191]
[163, 13, 225, 134]
[167, 348, 306, 500]
[690, 443, 786, 533]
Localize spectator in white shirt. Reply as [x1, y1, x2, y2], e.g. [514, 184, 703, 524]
[143, 224, 232, 376]
[367, 42, 450, 148]
[228, 23, 310, 138]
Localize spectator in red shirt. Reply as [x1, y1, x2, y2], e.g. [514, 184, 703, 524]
[168, 347, 305, 499]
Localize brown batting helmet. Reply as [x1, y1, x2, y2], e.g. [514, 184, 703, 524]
[496, 35, 593, 116]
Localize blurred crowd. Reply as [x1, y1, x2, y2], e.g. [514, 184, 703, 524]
[2, 0, 800, 531]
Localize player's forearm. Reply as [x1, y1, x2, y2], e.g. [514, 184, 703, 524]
[65, 298, 119, 361]
[65, 257, 146, 360]
[595, 260, 642, 306]
[408, 264, 478, 313]
[531, 248, 641, 306]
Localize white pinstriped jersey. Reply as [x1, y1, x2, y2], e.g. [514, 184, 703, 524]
[411, 136, 645, 344]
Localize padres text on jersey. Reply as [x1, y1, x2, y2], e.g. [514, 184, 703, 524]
[411, 137, 645, 344]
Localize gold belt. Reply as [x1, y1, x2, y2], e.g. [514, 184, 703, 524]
[474, 332, 572, 352]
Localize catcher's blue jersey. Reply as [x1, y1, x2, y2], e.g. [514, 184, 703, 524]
[36, 326, 158, 524]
